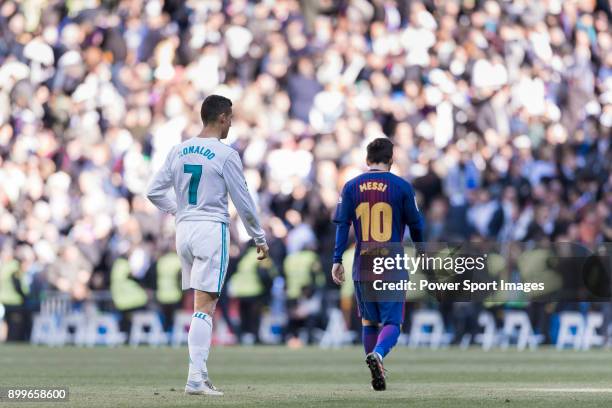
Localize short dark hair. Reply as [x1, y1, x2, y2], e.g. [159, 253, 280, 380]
[200, 95, 232, 125]
[366, 138, 394, 164]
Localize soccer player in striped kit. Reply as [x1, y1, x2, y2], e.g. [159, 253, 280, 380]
[331, 138, 424, 391]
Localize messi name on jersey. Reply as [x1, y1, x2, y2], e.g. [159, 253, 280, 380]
[359, 181, 388, 193]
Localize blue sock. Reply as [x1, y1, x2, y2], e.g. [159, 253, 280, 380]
[362, 325, 378, 355]
[373, 324, 400, 359]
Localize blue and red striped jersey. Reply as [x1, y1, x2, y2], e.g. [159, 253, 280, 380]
[333, 170, 424, 281]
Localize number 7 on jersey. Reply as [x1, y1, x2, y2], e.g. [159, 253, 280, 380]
[183, 164, 202, 204]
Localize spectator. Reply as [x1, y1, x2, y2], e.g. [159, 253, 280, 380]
[228, 246, 277, 344]
[0, 0, 610, 344]
[283, 243, 324, 345]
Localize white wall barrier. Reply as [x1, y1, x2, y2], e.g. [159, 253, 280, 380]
[25, 291, 612, 349]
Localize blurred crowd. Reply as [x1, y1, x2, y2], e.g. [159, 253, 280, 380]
[0, 0, 611, 344]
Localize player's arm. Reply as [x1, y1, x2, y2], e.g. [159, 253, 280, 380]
[223, 151, 268, 259]
[403, 183, 424, 243]
[331, 184, 352, 284]
[146, 149, 177, 215]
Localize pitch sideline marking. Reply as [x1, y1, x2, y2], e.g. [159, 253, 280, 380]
[515, 388, 612, 393]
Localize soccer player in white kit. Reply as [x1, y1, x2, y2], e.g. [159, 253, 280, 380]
[147, 95, 269, 396]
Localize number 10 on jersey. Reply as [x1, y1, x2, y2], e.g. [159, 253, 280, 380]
[356, 202, 392, 242]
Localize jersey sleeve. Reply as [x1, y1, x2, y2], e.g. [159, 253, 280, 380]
[223, 151, 267, 246]
[333, 183, 353, 225]
[403, 182, 425, 242]
[333, 183, 353, 263]
[146, 148, 177, 215]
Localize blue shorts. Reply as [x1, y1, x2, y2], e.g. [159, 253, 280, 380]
[354, 281, 405, 326]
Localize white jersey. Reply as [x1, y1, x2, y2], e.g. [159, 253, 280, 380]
[146, 137, 266, 246]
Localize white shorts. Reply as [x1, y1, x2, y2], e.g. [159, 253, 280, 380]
[176, 220, 230, 293]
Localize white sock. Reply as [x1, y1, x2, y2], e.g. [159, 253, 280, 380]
[187, 312, 213, 383]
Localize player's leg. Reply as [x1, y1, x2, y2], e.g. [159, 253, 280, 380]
[185, 290, 222, 395]
[372, 301, 403, 360]
[372, 323, 400, 359]
[365, 300, 403, 391]
[355, 282, 387, 391]
[362, 319, 379, 355]
[177, 226, 217, 395]
[354, 282, 380, 354]
[362, 318, 387, 391]
[184, 221, 228, 396]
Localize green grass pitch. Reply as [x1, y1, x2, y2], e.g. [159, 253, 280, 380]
[1, 345, 611, 407]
